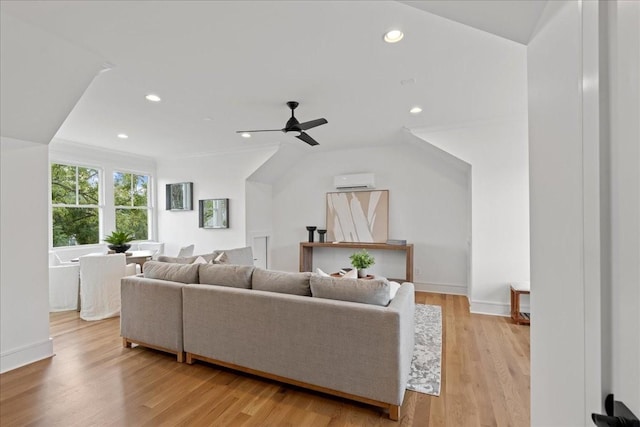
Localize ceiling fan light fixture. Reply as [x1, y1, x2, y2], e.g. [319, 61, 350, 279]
[410, 106, 423, 114]
[240, 132, 251, 138]
[384, 29, 404, 43]
[145, 94, 161, 102]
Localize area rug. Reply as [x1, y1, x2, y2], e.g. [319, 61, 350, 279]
[406, 303, 442, 396]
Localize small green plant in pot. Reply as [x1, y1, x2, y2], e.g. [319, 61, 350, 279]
[349, 249, 375, 278]
[104, 231, 134, 253]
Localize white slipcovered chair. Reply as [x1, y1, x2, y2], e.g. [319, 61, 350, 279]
[177, 244, 194, 257]
[79, 254, 137, 321]
[137, 242, 165, 260]
[49, 252, 80, 312]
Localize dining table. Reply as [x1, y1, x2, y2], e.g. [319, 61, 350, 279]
[71, 250, 155, 271]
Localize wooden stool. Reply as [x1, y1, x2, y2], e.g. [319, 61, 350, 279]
[510, 282, 530, 325]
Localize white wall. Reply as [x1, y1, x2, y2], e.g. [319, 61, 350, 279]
[413, 117, 530, 314]
[608, 0, 640, 415]
[246, 180, 273, 267]
[156, 147, 276, 256]
[257, 138, 470, 293]
[528, 1, 595, 424]
[1, 139, 52, 373]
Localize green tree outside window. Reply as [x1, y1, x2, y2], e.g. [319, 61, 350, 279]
[114, 171, 149, 240]
[51, 163, 100, 247]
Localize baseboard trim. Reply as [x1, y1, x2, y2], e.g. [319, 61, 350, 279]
[0, 338, 54, 374]
[413, 282, 467, 295]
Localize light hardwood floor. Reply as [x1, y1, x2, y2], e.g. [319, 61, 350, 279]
[0, 293, 530, 426]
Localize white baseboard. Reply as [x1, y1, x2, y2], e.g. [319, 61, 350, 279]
[413, 282, 467, 295]
[470, 300, 510, 317]
[0, 338, 54, 374]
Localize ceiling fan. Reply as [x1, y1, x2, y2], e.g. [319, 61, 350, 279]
[236, 101, 327, 146]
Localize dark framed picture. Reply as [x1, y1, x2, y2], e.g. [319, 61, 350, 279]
[199, 198, 229, 229]
[166, 182, 193, 211]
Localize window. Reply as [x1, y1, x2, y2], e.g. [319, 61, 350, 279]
[114, 171, 149, 240]
[51, 163, 100, 247]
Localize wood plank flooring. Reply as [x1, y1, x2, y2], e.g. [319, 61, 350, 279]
[0, 293, 530, 426]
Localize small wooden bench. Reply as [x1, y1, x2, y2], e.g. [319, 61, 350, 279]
[510, 282, 530, 325]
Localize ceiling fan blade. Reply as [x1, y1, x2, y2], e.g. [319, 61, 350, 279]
[297, 118, 328, 131]
[235, 129, 283, 133]
[296, 132, 320, 146]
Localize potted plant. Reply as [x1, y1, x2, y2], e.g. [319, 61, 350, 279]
[104, 231, 134, 253]
[349, 249, 375, 278]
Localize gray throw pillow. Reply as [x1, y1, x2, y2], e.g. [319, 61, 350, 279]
[219, 246, 254, 266]
[252, 268, 312, 296]
[309, 275, 391, 306]
[156, 255, 197, 264]
[143, 261, 199, 284]
[198, 264, 254, 289]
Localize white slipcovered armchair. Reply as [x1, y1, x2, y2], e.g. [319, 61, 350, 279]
[137, 242, 165, 260]
[79, 254, 137, 321]
[49, 252, 80, 312]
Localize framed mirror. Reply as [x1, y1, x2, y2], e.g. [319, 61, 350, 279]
[166, 182, 193, 211]
[199, 198, 229, 229]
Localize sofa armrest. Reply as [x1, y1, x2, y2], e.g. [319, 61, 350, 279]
[120, 277, 185, 353]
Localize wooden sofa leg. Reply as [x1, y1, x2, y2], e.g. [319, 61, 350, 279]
[123, 338, 132, 348]
[177, 352, 185, 363]
[185, 352, 194, 365]
[389, 405, 400, 421]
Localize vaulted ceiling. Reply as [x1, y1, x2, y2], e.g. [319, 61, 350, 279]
[1, 1, 545, 158]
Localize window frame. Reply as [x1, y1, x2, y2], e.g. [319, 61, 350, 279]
[50, 161, 104, 248]
[113, 169, 153, 241]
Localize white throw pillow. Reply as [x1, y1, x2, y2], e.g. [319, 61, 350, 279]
[343, 269, 357, 279]
[316, 268, 331, 277]
[389, 281, 401, 300]
[213, 252, 228, 264]
[192, 256, 207, 264]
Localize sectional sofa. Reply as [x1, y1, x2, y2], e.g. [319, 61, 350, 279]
[120, 260, 415, 420]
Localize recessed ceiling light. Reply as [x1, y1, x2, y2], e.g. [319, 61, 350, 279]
[145, 94, 161, 102]
[384, 29, 404, 43]
[117, 133, 129, 139]
[240, 133, 251, 138]
[410, 106, 422, 114]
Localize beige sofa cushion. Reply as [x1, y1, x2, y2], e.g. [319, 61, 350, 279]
[309, 275, 391, 306]
[252, 268, 312, 296]
[143, 261, 200, 284]
[198, 264, 254, 288]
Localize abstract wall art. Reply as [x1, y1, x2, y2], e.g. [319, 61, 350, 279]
[326, 190, 389, 243]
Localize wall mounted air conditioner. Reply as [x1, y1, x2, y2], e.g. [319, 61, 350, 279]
[333, 173, 375, 190]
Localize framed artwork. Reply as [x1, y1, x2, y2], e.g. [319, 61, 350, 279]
[166, 182, 193, 211]
[326, 190, 389, 243]
[199, 198, 229, 229]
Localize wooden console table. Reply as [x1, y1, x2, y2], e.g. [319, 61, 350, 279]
[299, 242, 414, 283]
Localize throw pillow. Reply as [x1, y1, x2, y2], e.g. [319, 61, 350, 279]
[143, 261, 199, 284]
[252, 268, 312, 296]
[316, 268, 330, 277]
[309, 275, 391, 306]
[192, 256, 208, 264]
[343, 268, 357, 279]
[212, 252, 228, 264]
[389, 281, 401, 300]
[219, 246, 254, 265]
[198, 264, 254, 288]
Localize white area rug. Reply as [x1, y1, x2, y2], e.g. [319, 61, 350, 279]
[406, 303, 442, 396]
